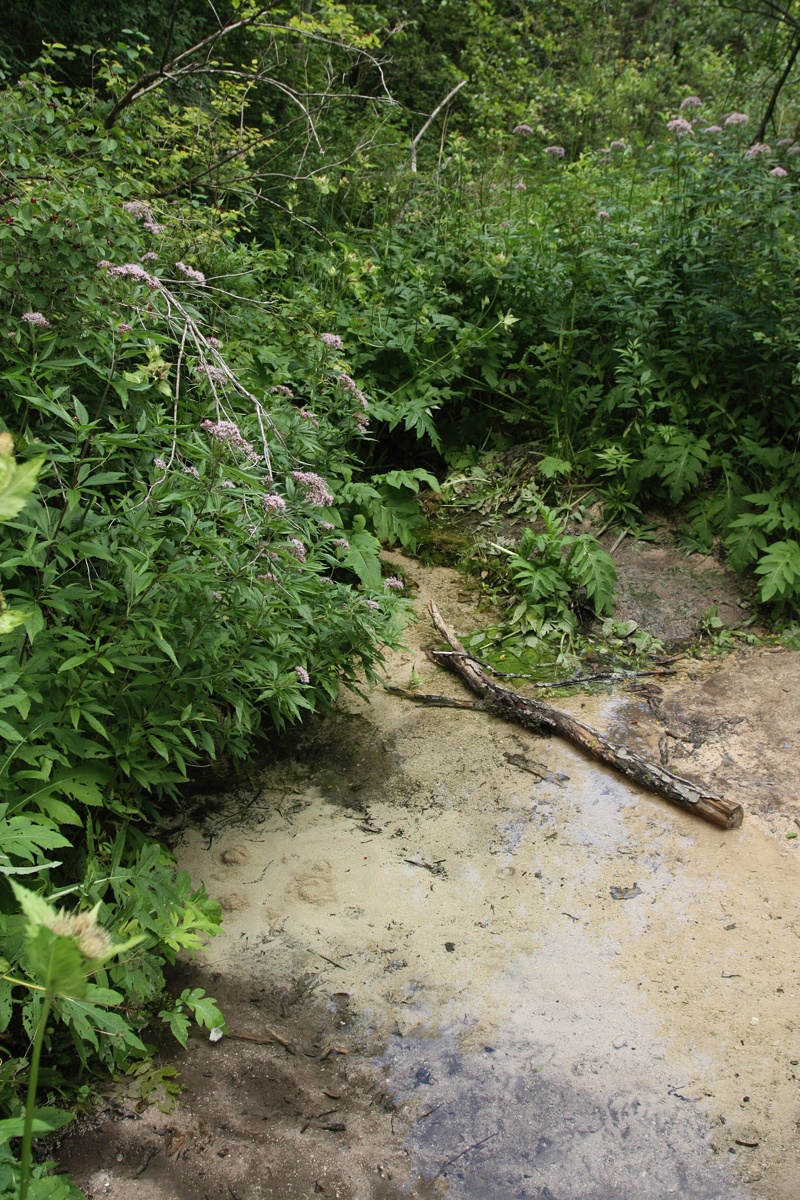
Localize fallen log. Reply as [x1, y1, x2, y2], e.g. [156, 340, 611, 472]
[424, 602, 744, 830]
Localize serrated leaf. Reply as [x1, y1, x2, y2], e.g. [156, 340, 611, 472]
[342, 528, 382, 590]
[0, 454, 45, 521]
[754, 539, 800, 602]
[568, 538, 617, 616]
[159, 1005, 191, 1047]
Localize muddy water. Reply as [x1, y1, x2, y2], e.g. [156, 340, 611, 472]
[169, 560, 799, 1200]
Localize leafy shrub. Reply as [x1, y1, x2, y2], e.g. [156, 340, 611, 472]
[283, 108, 800, 611]
[0, 55, 410, 1136]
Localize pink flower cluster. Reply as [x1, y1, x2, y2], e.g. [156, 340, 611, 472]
[262, 493, 286, 511]
[122, 200, 164, 234]
[513, 123, 533, 136]
[545, 145, 565, 158]
[100, 261, 160, 288]
[21, 311, 50, 326]
[321, 332, 343, 350]
[609, 140, 626, 151]
[744, 142, 771, 158]
[292, 470, 334, 506]
[770, 166, 788, 177]
[207, 336, 223, 349]
[666, 118, 693, 137]
[298, 408, 319, 427]
[295, 665, 310, 684]
[514, 181, 527, 191]
[679, 96, 702, 111]
[337, 373, 368, 408]
[332, 538, 350, 549]
[288, 538, 306, 562]
[197, 364, 228, 384]
[200, 419, 257, 459]
[724, 112, 749, 126]
[176, 261, 205, 284]
[269, 384, 294, 397]
[364, 599, 380, 611]
[384, 576, 404, 590]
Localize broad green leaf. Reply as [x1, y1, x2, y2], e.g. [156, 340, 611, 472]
[0, 454, 45, 521]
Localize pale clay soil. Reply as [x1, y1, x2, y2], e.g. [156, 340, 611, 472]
[59, 547, 800, 1200]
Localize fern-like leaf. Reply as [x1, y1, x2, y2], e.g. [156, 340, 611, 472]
[754, 539, 800, 603]
[567, 538, 618, 616]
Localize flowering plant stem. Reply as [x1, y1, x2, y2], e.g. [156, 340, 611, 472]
[18, 994, 53, 1200]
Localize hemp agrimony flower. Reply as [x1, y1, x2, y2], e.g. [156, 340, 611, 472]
[724, 112, 749, 126]
[262, 493, 286, 511]
[122, 200, 164, 234]
[320, 332, 343, 350]
[21, 312, 50, 326]
[102, 262, 161, 288]
[176, 261, 206, 283]
[200, 419, 257, 460]
[197, 364, 228, 384]
[292, 470, 334, 506]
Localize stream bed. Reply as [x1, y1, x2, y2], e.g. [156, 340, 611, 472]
[61, 558, 800, 1200]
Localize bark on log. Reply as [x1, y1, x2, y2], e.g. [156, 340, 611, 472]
[426, 602, 744, 830]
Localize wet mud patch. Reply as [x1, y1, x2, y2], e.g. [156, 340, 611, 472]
[59, 966, 407, 1200]
[602, 646, 800, 839]
[609, 538, 749, 646]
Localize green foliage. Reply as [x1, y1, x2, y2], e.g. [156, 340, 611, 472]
[754, 540, 800, 605]
[2, 5, 800, 1192]
[0, 54, 411, 1172]
[1, 881, 146, 1200]
[491, 497, 617, 645]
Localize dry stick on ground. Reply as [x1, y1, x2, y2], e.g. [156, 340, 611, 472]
[423, 602, 744, 830]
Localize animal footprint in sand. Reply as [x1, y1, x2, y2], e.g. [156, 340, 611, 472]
[220, 844, 250, 866]
[289, 859, 337, 906]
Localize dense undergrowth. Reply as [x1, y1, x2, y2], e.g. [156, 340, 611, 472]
[1, 1, 800, 1193]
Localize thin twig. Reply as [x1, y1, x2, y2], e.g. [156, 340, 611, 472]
[410, 80, 467, 172]
[431, 1131, 499, 1182]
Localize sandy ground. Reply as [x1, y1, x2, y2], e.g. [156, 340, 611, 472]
[60, 555, 800, 1200]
